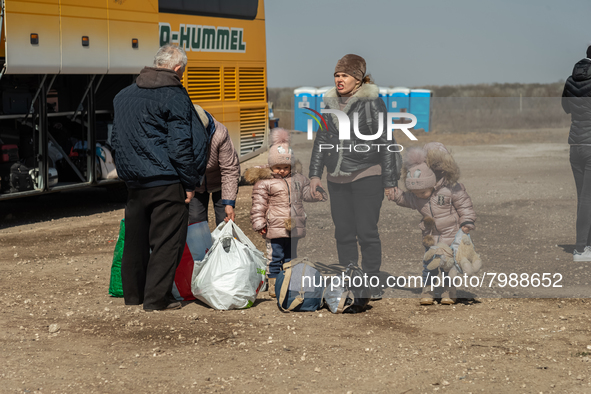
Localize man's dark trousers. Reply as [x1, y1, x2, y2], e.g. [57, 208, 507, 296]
[121, 183, 188, 310]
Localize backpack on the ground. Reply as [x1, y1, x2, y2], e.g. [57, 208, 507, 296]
[9, 161, 34, 192]
[276, 257, 325, 312]
[323, 264, 371, 314]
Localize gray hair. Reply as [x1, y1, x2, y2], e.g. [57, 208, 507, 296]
[153, 44, 188, 71]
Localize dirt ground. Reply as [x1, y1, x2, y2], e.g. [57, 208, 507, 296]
[2, 128, 591, 393]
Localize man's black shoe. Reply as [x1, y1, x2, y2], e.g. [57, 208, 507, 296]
[144, 301, 182, 312]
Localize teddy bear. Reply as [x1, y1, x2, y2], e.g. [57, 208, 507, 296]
[449, 233, 483, 277]
[422, 233, 483, 278]
[423, 242, 455, 272]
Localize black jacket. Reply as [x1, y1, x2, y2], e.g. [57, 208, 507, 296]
[111, 67, 208, 190]
[308, 83, 399, 188]
[562, 58, 591, 145]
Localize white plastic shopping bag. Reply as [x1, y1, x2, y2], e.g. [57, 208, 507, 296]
[191, 220, 266, 310]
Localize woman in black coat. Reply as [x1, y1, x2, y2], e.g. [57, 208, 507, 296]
[309, 54, 399, 299]
[563, 45, 591, 261]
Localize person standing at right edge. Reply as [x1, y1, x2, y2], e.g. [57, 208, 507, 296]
[112, 45, 208, 311]
[563, 45, 591, 262]
[308, 54, 399, 300]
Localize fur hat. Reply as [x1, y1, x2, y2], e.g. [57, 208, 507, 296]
[423, 142, 460, 185]
[404, 148, 436, 191]
[422, 142, 448, 157]
[334, 54, 366, 81]
[268, 128, 293, 167]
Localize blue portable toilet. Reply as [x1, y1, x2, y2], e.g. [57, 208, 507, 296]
[378, 87, 389, 108]
[293, 87, 317, 132]
[409, 89, 432, 132]
[315, 86, 333, 112]
[388, 87, 410, 112]
[312, 86, 333, 132]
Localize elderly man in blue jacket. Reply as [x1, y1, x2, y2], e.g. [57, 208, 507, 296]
[112, 44, 208, 311]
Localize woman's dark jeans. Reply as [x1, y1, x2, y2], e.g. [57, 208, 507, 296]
[188, 190, 225, 226]
[327, 175, 384, 275]
[570, 145, 591, 251]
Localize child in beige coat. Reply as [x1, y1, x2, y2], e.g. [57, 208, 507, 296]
[391, 143, 476, 305]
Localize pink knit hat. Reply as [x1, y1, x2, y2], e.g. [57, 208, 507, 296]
[268, 128, 293, 167]
[406, 163, 436, 190]
[404, 147, 436, 191]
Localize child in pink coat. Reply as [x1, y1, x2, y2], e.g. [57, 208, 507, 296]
[245, 128, 326, 297]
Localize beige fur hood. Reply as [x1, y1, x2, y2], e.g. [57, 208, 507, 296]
[322, 83, 379, 125]
[400, 143, 460, 188]
[247, 160, 325, 240]
[244, 160, 303, 185]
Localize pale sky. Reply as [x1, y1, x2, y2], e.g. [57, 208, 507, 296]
[265, 0, 591, 87]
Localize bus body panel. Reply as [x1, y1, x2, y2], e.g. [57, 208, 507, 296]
[161, 8, 268, 158]
[59, 9, 109, 74]
[158, 14, 266, 62]
[107, 0, 159, 74]
[4, 0, 158, 74]
[107, 20, 159, 74]
[4, 0, 61, 74]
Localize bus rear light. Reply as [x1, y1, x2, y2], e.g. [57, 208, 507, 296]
[82, 36, 89, 47]
[132, 38, 139, 49]
[30, 34, 39, 45]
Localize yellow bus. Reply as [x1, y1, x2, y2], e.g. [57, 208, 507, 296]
[0, 0, 268, 201]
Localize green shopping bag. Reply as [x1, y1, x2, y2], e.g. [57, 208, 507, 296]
[108, 219, 125, 297]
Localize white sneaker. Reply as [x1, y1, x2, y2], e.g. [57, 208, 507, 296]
[573, 246, 591, 262]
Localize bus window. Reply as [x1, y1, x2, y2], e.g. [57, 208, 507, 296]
[159, 0, 259, 20]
